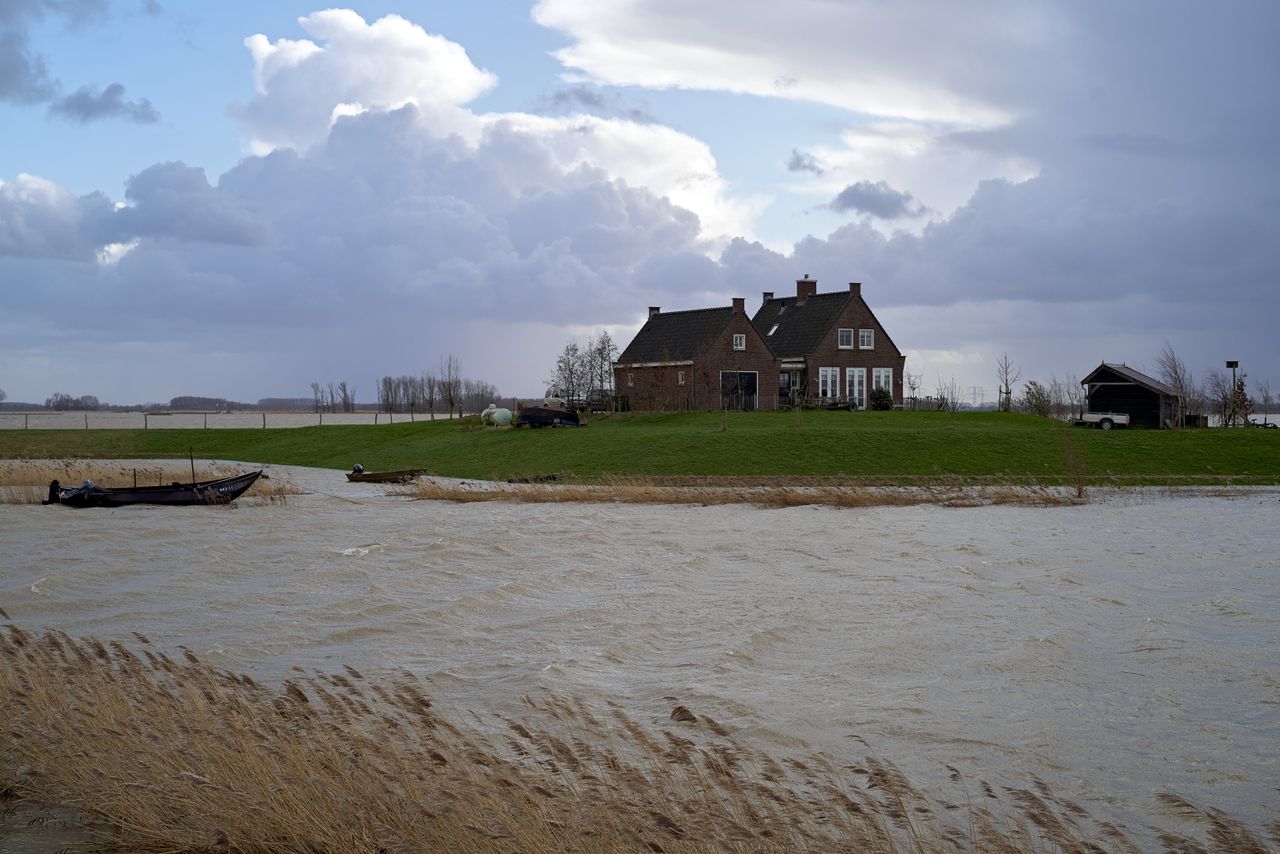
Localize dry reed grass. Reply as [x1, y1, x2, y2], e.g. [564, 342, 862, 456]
[0, 460, 302, 505]
[3, 622, 1272, 853]
[398, 474, 1086, 509]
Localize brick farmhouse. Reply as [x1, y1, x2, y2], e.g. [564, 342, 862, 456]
[613, 277, 906, 411]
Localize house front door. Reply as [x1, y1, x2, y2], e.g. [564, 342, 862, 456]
[846, 368, 866, 410]
[720, 371, 759, 411]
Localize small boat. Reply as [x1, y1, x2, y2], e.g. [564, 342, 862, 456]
[514, 406, 583, 428]
[44, 470, 263, 509]
[346, 467, 427, 483]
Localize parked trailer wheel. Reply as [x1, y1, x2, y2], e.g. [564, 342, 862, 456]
[1099, 418, 1113, 430]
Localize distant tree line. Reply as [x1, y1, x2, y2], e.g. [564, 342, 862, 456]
[374, 355, 502, 418]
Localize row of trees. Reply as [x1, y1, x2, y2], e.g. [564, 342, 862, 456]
[45, 392, 102, 410]
[375, 355, 500, 418]
[309, 381, 357, 413]
[546, 331, 618, 408]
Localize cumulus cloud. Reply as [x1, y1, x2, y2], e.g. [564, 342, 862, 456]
[49, 82, 159, 123]
[237, 9, 498, 153]
[540, 85, 656, 124]
[829, 180, 924, 220]
[0, 173, 116, 260]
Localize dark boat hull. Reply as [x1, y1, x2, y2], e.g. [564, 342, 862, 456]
[514, 406, 583, 427]
[50, 471, 263, 508]
[346, 469, 427, 483]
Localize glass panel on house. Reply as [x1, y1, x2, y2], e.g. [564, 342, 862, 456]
[732, 333, 746, 350]
[837, 328, 853, 349]
[819, 367, 840, 399]
[872, 368, 893, 391]
[859, 329, 874, 349]
[846, 367, 866, 410]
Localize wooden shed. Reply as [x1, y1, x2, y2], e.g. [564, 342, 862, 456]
[1081, 363, 1179, 429]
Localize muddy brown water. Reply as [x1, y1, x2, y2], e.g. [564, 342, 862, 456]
[2, 463, 1277, 845]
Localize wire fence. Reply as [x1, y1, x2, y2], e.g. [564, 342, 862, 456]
[0, 411, 462, 430]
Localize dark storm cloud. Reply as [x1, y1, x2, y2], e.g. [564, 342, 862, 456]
[829, 180, 924, 219]
[49, 82, 159, 123]
[786, 149, 823, 175]
[1, 0, 154, 117]
[541, 85, 656, 123]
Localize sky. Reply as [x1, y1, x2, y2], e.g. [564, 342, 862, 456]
[1, 0, 1277, 405]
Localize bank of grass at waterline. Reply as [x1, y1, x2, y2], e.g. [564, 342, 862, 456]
[3, 621, 1273, 853]
[0, 460, 302, 505]
[2, 411, 1278, 487]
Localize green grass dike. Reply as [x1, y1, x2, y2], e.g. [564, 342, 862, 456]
[1, 410, 1278, 486]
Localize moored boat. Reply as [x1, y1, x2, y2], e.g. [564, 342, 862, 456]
[44, 470, 263, 508]
[346, 467, 427, 483]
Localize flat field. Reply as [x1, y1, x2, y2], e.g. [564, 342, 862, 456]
[1, 411, 1277, 485]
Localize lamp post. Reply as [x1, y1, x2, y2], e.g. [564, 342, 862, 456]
[1226, 361, 1239, 426]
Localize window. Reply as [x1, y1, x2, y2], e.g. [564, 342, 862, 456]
[837, 328, 854, 349]
[818, 367, 840, 398]
[677, 370, 685, 386]
[627, 372, 634, 387]
[859, 329, 874, 349]
[768, 324, 779, 336]
[872, 368, 892, 391]
[846, 368, 866, 410]
[732, 333, 746, 350]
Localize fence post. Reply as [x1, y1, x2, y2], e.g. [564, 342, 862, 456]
[85, 413, 89, 429]
[262, 412, 266, 429]
[144, 413, 148, 429]
[24, 414, 28, 429]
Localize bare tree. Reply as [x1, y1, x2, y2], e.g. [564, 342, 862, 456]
[1155, 343, 1193, 426]
[1204, 369, 1232, 426]
[0, 388, 6, 403]
[1063, 373, 1084, 418]
[995, 353, 1021, 412]
[440, 355, 462, 417]
[1256, 377, 1273, 427]
[935, 375, 961, 421]
[423, 371, 438, 420]
[310, 382, 324, 413]
[904, 372, 921, 409]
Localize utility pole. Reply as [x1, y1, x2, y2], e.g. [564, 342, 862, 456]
[968, 386, 984, 407]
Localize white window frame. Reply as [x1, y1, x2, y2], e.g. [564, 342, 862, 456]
[837, 328, 854, 349]
[732, 333, 746, 351]
[859, 328, 874, 349]
[818, 367, 840, 399]
[677, 370, 685, 386]
[872, 368, 893, 392]
[846, 367, 866, 410]
[627, 372, 634, 387]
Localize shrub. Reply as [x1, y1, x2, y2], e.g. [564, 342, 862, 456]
[869, 387, 894, 410]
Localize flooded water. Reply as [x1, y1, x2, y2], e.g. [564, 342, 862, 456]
[1, 465, 1277, 840]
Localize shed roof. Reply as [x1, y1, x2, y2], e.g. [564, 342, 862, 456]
[751, 292, 852, 358]
[615, 306, 734, 364]
[1082, 362, 1179, 397]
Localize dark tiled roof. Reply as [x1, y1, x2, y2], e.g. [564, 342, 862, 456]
[616, 307, 734, 364]
[1082, 363, 1179, 397]
[750, 292, 852, 358]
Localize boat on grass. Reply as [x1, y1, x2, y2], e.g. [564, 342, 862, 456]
[514, 406, 583, 428]
[44, 470, 263, 509]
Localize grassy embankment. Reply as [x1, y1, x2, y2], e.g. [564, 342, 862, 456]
[1, 411, 1277, 486]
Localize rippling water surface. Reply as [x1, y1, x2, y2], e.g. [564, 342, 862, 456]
[2, 465, 1277, 838]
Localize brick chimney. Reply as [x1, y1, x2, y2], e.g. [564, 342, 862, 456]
[731, 297, 745, 313]
[762, 291, 774, 306]
[648, 306, 661, 318]
[848, 282, 861, 296]
[796, 274, 817, 303]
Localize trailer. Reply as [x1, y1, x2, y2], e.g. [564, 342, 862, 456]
[1073, 412, 1130, 430]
